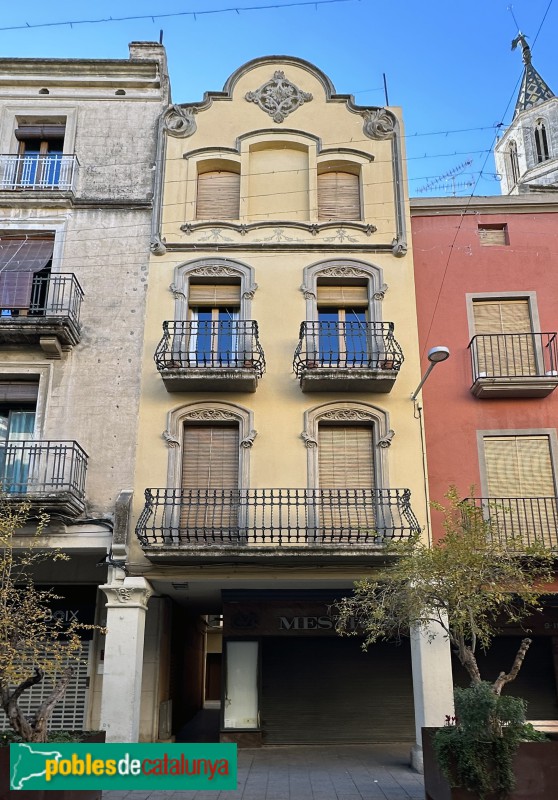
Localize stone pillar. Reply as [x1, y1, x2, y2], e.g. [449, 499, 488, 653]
[410, 622, 454, 773]
[100, 577, 153, 742]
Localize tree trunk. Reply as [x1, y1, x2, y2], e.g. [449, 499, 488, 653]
[492, 637, 532, 695]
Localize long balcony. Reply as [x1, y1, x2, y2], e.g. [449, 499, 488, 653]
[136, 487, 421, 563]
[0, 154, 79, 193]
[0, 440, 88, 517]
[294, 321, 404, 392]
[155, 320, 265, 392]
[468, 497, 558, 551]
[0, 273, 83, 355]
[469, 333, 558, 398]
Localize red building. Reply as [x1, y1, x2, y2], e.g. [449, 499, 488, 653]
[411, 193, 558, 725]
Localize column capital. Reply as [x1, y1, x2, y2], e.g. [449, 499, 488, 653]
[101, 577, 153, 610]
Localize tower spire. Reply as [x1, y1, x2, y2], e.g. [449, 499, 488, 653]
[511, 31, 554, 118]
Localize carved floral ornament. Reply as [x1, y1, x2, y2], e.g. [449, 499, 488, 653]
[245, 71, 313, 123]
[361, 108, 396, 140]
[163, 104, 197, 138]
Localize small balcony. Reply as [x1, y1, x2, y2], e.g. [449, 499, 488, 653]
[136, 487, 421, 563]
[0, 440, 88, 517]
[0, 274, 83, 355]
[467, 497, 558, 551]
[0, 154, 79, 193]
[155, 320, 265, 392]
[293, 321, 404, 392]
[469, 333, 558, 398]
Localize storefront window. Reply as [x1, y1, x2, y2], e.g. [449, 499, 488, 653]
[224, 641, 259, 728]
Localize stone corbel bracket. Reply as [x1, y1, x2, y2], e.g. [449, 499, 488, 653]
[378, 429, 395, 448]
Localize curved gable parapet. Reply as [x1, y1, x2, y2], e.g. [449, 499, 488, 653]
[223, 55, 337, 98]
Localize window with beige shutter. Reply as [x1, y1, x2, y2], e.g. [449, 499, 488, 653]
[477, 224, 508, 246]
[318, 425, 375, 538]
[483, 435, 557, 547]
[472, 298, 536, 377]
[318, 171, 361, 221]
[180, 425, 240, 535]
[196, 170, 240, 220]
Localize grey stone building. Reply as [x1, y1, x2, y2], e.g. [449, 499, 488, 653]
[0, 42, 169, 731]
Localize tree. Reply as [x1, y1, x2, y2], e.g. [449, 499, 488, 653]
[0, 499, 93, 742]
[335, 487, 555, 694]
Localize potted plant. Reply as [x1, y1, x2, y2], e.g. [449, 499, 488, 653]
[0, 499, 105, 800]
[335, 487, 557, 800]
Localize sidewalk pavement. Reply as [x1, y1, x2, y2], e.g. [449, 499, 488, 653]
[102, 742, 425, 800]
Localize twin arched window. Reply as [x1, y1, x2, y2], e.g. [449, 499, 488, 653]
[534, 120, 550, 164]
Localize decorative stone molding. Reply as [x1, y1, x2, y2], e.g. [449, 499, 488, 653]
[150, 234, 167, 255]
[259, 228, 302, 243]
[373, 283, 389, 301]
[317, 266, 368, 278]
[323, 228, 359, 244]
[320, 409, 376, 422]
[240, 429, 258, 449]
[300, 284, 317, 301]
[169, 283, 187, 301]
[162, 430, 180, 448]
[245, 71, 313, 123]
[391, 236, 408, 257]
[190, 265, 242, 278]
[183, 409, 237, 421]
[163, 104, 197, 138]
[301, 431, 318, 448]
[242, 284, 258, 300]
[199, 229, 233, 243]
[362, 108, 397, 140]
[102, 578, 153, 610]
[378, 429, 395, 448]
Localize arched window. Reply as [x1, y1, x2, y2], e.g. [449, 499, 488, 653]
[508, 140, 520, 185]
[317, 168, 361, 221]
[534, 120, 550, 163]
[196, 165, 240, 220]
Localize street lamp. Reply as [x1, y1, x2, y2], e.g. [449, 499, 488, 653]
[411, 346, 450, 401]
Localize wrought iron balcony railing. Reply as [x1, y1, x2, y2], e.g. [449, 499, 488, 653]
[154, 320, 265, 375]
[0, 441, 87, 505]
[467, 497, 558, 550]
[469, 332, 558, 381]
[0, 273, 84, 327]
[136, 487, 420, 547]
[293, 321, 404, 377]
[0, 154, 79, 191]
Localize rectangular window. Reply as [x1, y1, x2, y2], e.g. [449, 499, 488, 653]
[224, 641, 259, 729]
[318, 171, 361, 220]
[318, 426, 375, 489]
[180, 425, 239, 533]
[184, 283, 242, 367]
[478, 224, 508, 246]
[0, 380, 38, 494]
[0, 235, 54, 314]
[15, 122, 65, 189]
[482, 434, 556, 547]
[315, 283, 370, 367]
[472, 298, 535, 377]
[196, 171, 240, 220]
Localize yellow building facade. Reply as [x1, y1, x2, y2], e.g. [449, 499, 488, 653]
[100, 57, 454, 763]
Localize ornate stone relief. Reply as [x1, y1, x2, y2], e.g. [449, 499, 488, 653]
[318, 266, 368, 278]
[162, 430, 180, 448]
[373, 283, 389, 301]
[163, 104, 197, 138]
[300, 284, 316, 301]
[320, 409, 376, 422]
[378, 429, 395, 448]
[183, 409, 237, 422]
[391, 236, 408, 257]
[150, 235, 167, 255]
[112, 585, 153, 606]
[191, 266, 242, 278]
[362, 108, 396, 140]
[260, 228, 302, 243]
[198, 229, 233, 243]
[323, 229, 359, 244]
[240, 430, 258, 449]
[301, 431, 318, 448]
[242, 284, 258, 300]
[169, 283, 187, 301]
[245, 71, 313, 123]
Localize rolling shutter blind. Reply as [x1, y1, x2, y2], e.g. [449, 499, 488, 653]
[473, 299, 535, 376]
[15, 125, 65, 141]
[0, 381, 38, 403]
[181, 426, 239, 532]
[0, 238, 53, 309]
[316, 284, 368, 307]
[318, 172, 361, 220]
[188, 283, 241, 306]
[318, 426, 374, 488]
[478, 226, 507, 246]
[196, 171, 240, 220]
[484, 436, 554, 498]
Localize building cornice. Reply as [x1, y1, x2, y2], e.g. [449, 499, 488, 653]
[410, 194, 558, 216]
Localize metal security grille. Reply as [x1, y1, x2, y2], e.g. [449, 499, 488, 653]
[0, 642, 90, 732]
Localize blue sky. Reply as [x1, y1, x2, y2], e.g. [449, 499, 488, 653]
[0, 0, 555, 197]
